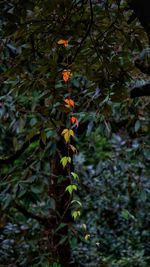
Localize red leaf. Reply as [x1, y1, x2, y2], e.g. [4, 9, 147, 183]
[71, 116, 79, 127]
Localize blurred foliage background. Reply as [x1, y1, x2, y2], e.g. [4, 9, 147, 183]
[0, 0, 150, 266]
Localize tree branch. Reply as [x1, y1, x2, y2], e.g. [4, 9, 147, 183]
[130, 83, 150, 98]
[14, 201, 49, 225]
[69, 0, 93, 65]
[134, 58, 150, 75]
[0, 133, 40, 165]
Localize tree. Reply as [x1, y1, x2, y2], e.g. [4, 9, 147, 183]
[0, 0, 149, 266]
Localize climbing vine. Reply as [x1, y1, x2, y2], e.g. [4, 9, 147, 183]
[58, 39, 81, 220]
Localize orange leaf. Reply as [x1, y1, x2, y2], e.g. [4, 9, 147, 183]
[62, 69, 70, 82]
[64, 98, 75, 108]
[57, 39, 68, 48]
[71, 116, 79, 127]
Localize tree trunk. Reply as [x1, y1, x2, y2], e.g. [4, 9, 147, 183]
[48, 137, 74, 266]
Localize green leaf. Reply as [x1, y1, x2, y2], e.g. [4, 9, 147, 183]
[121, 209, 135, 221]
[143, 149, 150, 160]
[41, 129, 47, 145]
[31, 186, 43, 194]
[58, 235, 68, 245]
[71, 172, 79, 180]
[2, 193, 12, 209]
[134, 120, 141, 132]
[60, 156, 71, 168]
[55, 223, 66, 233]
[65, 184, 77, 194]
[71, 199, 82, 206]
[72, 210, 81, 219]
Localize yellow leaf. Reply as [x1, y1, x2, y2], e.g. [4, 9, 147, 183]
[61, 129, 74, 143]
[69, 129, 74, 137]
[61, 129, 68, 135]
[85, 234, 90, 241]
[58, 39, 65, 44]
[69, 144, 77, 153]
[82, 224, 87, 231]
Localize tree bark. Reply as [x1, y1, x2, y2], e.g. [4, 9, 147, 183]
[48, 136, 74, 266]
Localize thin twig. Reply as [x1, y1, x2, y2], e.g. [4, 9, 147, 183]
[69, 0, 93, 66]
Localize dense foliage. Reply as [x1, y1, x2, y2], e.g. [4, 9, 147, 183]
[72, 105, 150, 266]
[0, 0, 150, 266]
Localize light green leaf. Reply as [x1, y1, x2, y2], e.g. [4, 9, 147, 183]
[60, 156, 71, 168]
[71, 199, 82, 206]
[71, 172, 79, 180]
[72, 210, 81, 219]
[65, 184, 77, 194]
